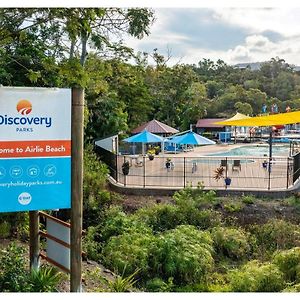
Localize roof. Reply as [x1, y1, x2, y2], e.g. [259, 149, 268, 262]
[131, 119, 179, 134]
[214, 110, 300, 127]
[196, 118, 226, 128]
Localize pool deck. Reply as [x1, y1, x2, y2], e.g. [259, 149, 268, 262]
[113, 143, 295, 195]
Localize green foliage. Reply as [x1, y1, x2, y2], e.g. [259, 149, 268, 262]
[82, 226, 102, 261]
[145, 277, 174, 292]
[241, 194, 255, 205]
[150, 225, 214, 284]
[250, 219, 300, 256]
[135, 204, 182, 233]
[0, 212, 29, 239]
[282, 196, 300, 211]
[0, 222, 11, 238]
[83, 144, 109, 226]
[103, 232, 155, 277]
[28, 266, 61, 292]
[211, 227, 251, 260]
[273, 247, 300, 283]
[223, 202, 243, 213]
[108, 268, 139, 292]
[283, 283, 300, 292]
[0, 243, 29, 292]
[100, 206, 152, 242]
[229, 260, 285, 292]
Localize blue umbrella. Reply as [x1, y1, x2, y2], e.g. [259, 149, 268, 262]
[171, 131, 216, 145]
[123, 130, 163, 155]
[123, 130, 163, 143]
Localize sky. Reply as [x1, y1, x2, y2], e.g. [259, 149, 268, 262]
[124, 7, 300, 67]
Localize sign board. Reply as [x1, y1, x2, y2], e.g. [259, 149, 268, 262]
[0, 87, 71, 212]
[46, 217, 70, 272]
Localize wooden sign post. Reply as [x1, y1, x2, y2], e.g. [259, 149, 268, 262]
[70, 88, 84, 292]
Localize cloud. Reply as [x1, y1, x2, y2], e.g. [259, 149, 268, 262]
[123, 8, 300, 66]
[228, 45, 251, 62]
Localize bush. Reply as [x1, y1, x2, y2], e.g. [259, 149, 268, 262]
[135, 204, 182, 233]
[229, 260, 285, 292]
[0, 222, 11, 238]
[82, 226, 102, 261]
[0, 243, 29, 292]
[150, 225, 214, 284]
[241, 195, 255, 205]
[283, 283, 300, 292]
[145, 277, 174, 292]
[100, 206, 152, 242]
[0, 212, 29, 239]
[211, 227, 251, 260]
[273, 247, 300, 283]
[250, 219, 300, 255]
[223, 202, 243, 213]
[173, 185, 218, 209]
[102, 232, 155, 277]
[187, 209, 222, 230]
[83, 144, 109, 225]
[28, 266, 61, 292]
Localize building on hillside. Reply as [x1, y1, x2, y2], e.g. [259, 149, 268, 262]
[196, 118, 228, 141]
[131, 119, 179, 137]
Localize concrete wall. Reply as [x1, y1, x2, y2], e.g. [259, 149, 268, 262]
[108, 176, 300, 199]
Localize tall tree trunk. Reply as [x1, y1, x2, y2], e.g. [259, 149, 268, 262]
[69, 39, 75, 59]
[80, 32, 89, 66]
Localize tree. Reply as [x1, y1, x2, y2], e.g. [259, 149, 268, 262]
[234, 102, 253, 116]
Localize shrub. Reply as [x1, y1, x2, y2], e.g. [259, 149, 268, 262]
[283, 283, 300, 292]
[229, 260, 285, 292]
[28, 266, 61, 292]
[0, 212, 29, 239]
[0, 243, 29, 292]
[173, 185, 218, 209]
[211, 227, 251, 260]
[187, 209, 222, 230]
[102, 232, 155, 277]
[108, 268, 139, 292]
[145, 277, 174, 292]
[135, 204, 182, 233]
[241, 195, 255, 205]
[82, 226, 102, 261]
[150, 225, 214, 284]
[273, 247, 300, 282]
[82, 145, 110, 228]
[0, 221, 11, 238]
[223, 202, 243, 213]
[100, 206, 152, 242]
[250, 219, 300, 255]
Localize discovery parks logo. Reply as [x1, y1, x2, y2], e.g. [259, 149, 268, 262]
[16, 99, 32, 115]
[0, 99, 52, 128]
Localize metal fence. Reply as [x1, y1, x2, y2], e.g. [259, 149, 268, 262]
[95, 145, 300, 191]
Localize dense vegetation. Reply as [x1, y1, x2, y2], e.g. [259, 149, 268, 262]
[79, 186, 300, 292]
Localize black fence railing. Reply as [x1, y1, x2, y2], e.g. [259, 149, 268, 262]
[94, 145, 117, 181]
[94, 143, 300, 190]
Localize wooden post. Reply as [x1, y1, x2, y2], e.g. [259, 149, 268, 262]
[29, 211, 40, 270]
[70, 88, 84, 292]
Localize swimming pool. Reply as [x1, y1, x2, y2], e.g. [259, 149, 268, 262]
[208, 145, 290, 157]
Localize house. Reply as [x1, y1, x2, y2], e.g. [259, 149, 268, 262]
[131, 119, 179, 137]
[196, 118, 227, 140]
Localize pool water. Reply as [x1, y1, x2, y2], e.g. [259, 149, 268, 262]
[208, 145, 290, 157]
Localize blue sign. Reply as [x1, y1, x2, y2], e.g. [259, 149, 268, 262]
[0, 87, 71, 212]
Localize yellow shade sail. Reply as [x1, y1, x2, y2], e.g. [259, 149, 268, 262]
[214, 111, 300, 127]
[223, 112, 251, 122]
